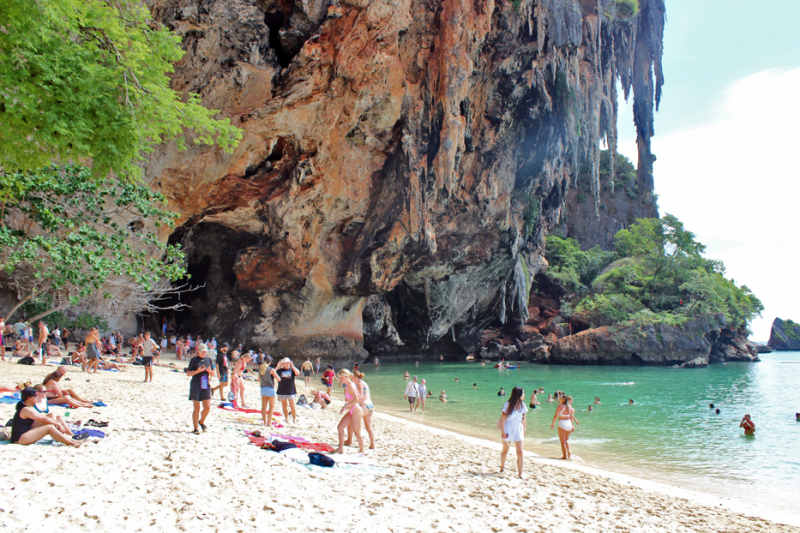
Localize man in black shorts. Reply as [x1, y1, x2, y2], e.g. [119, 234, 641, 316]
[141, 331, 159, 383]
[211, 343, 230, 401]
[301, 358, 314, 388]
[187, 343, 214, 434]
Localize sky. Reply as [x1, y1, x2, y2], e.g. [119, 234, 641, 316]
[614, 0, 800, 342]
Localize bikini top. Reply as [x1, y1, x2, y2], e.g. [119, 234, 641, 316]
[558, 406, 573, 418]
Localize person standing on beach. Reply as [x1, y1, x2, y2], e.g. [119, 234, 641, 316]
[232, 352, 251, 408]
[740, 414, 756, 435]
[315, 357, 321, 374]
[348, 371, 375, 449]
[37, 322, 49, 365]
[186, 343, 215, 434]
[212, 343, 231, 401]
[404, 376, 419, 412]
[259, 357, 281, 428]
[334, 369, 364, 454]
[301, 358, 314, 388]
[85, 327, 101, 374]
[322, 364, 337, 396]
[416, 378, 427, 412]
[499, 387, 528, 479]
[551, 395, 578, 460]
[276, 358, 300, 424]
[141, 332, 159, 383]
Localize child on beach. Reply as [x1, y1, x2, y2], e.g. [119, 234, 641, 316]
[499, 387, 527, 479]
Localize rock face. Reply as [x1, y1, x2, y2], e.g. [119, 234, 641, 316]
[767, 318, 800, 351]
[144, 0, 666, 364]
[546, 315, 759, 366]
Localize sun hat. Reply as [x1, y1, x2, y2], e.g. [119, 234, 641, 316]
[197, 343, 208, 352]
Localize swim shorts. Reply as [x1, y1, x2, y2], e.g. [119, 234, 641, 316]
[189, 387, 211, 402]
[260, 387, 276, 397]
[277, 394, 296, 401]
[219, 370, 229, 383]
[407, 396, 416, 405]
[303, 369, 311, 377]
[142, 356, 153, 367]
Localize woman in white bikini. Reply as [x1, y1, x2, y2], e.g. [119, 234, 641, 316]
[551, 394, 578, 460]
[348, 371, 375, 450]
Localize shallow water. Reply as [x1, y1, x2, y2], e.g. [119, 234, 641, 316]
[360, 353, 800, 511]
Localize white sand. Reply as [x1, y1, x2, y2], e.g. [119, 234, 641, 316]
[1, 356, 798, 533]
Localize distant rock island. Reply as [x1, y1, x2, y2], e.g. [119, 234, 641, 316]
[767, 318, 800, 351]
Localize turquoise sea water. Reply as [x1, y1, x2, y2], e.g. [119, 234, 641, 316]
[360, 353, 800, 511]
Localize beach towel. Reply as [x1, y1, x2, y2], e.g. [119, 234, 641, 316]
[308, 452, 335, 467]
[0, 396, 19, 404]
[298, 442, 335, 453]
[93, 401, 108, 407]
[270, 434, 309, 443]
[75, 428, 105, 438]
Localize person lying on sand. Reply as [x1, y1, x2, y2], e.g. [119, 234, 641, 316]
[43, 366, 93, 408]
[10, 388, 83, 447]
[99, 358, 126, 372]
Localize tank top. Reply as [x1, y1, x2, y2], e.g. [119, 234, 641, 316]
[11, 402, 34, 444]
[275, 369, 296, 395]
[259, 367, 275, 388]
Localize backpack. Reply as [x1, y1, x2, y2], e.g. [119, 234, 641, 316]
[308, 452, 335, 467]
[320, 377, 327, 386]
[260, 439, 298, 452]
[18, 356, 35, 365]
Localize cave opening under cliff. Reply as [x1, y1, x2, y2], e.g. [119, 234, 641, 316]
[141, 223, 262, 342]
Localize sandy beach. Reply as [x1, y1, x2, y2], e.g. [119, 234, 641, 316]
[1, 356, 798, 533]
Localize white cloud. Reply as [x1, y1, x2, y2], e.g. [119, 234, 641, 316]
[618, 68, 800, 341]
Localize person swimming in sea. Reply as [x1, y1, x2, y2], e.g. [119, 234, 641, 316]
[473, 383, 477, 389]
[497, 387, 506, 397]
[740, 414, 755, 435]
[594, 397, 601, 404]
[529, 391, 540, 409]
[439, 390, 448, 403]
[403, 371, 410, 381]
[455, 377, 459, 383]
[546, 393, 554, 402]
[629, 399, 635, 405]
[587, 405, 593, 412]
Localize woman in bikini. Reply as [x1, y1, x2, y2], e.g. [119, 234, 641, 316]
[334, 369, 364, 454]
[10, 388, 83, 447]
[551, 394, 578, 460]
[347, 371, 375, 450]
[32, 384, 75, 436]
[231, 352, 251, 408]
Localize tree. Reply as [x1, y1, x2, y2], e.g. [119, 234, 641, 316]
[0, 0, 242, 180]
[0, 0, 244, 321]
[0, 165, 187, 322]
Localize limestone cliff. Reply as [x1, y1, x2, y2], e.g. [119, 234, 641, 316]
[767, 318, 800, 351]
[144, 0, 666, 363]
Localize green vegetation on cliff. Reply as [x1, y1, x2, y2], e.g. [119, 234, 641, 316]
[547, 215, 763, 330]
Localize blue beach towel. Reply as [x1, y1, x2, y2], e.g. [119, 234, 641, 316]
[0, 396, 19, 404]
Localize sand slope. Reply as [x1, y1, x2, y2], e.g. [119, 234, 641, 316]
[1, 358, 797, 533]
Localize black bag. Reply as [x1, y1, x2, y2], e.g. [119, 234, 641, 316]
[321, 377, 327, 386]
[18, 356, 35, 365]
[308, 452, 335, 467]
[261, 439, 298, 452]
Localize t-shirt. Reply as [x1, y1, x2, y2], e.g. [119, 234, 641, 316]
[405, 382, 419, 397]
[160, 338, 167, 349]
[216, 351, 229, 370]
[323, 369, 335, 385]
[142, 338, 158, 357]
[501, 401, 528, 426]
[188, 356, 213, 390]
[276, 368, 296, 395]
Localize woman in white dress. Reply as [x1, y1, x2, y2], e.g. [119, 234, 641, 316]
[499, 386, 528, 479]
